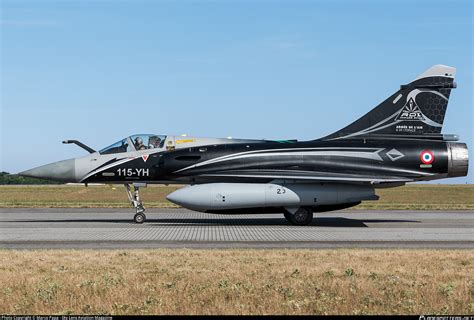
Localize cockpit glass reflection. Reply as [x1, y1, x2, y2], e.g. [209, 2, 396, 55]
[130, 134, 166, 150]
[99, 134, 167, 154]
[99, 139, 132, 155]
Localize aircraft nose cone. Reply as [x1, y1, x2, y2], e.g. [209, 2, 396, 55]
[19, 159, 76, 182]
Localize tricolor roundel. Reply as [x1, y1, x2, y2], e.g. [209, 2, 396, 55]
[420, 150, 434, 164]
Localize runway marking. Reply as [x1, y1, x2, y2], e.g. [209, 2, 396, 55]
[0, 208, 473, 248]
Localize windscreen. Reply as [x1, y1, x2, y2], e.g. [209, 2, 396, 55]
[99, 138, 133, 155]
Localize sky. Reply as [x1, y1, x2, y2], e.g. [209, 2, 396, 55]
[1, 0, 473, 183]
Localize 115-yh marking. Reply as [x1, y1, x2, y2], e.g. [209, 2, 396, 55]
[117, 168, 149, 177]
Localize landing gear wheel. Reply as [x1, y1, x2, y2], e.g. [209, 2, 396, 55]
[287, 207, 313, 226]
[134, 212, 146, 224]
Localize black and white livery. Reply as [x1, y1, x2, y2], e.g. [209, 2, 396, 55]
[20, 65, 469, 224]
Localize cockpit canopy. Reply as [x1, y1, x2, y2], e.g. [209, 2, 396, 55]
[99, 134, 166, 155]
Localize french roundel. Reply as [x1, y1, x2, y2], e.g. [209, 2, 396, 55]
[420, 150, 434, 164]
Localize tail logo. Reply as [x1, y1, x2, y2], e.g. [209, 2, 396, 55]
[395, 98, 425, 121]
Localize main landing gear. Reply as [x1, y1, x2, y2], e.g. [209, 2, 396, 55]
[284, 207, 314, 226]
[125, 184, 146, 223]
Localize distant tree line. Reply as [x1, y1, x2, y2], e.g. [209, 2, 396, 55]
[0, 172, 60, 185]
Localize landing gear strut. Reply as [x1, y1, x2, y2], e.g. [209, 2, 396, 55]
[125, 184, 146, 223]
[284, 207, 313, 226]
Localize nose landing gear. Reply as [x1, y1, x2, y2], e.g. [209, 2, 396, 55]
[125, 184, 146, 223]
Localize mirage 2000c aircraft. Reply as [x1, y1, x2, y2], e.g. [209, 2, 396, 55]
[20, 65, 469, 224]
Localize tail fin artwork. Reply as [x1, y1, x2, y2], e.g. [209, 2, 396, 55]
[322, 65, 457, 140]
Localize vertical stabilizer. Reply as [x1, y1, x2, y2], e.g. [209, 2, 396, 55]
[322, 65, 456, 140]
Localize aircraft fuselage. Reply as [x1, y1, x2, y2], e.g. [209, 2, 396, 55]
[18, 64, 470, 224]
[79, 139, 467, 185]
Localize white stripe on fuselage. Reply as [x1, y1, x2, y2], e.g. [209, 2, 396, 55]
[199, 173, 413, 183]
[174, 147, 385, 173]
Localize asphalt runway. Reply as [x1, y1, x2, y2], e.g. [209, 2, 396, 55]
[0, 208, 473, 249]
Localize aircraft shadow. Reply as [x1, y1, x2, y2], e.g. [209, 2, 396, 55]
[5, 217, 420, 228]
[146, 217, 420, 227]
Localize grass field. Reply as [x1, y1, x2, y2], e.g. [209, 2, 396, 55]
[0, 249, 472, 315]
[0, 184, 473, 210]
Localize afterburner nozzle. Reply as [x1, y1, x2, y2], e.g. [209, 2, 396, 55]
[447, 142, 469, 178]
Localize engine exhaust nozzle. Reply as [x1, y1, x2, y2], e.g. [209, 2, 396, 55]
[447, 142, 469, 178]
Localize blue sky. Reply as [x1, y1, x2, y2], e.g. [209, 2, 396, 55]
[1, 0, 472, 183]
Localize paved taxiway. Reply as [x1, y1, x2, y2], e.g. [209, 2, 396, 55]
[0, 208, 473, 249]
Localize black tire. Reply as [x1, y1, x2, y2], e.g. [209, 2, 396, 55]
[134, 213, 146, 224]
[288, 207, 313, 226]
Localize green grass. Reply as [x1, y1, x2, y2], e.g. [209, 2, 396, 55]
[0, 184, 472, 210]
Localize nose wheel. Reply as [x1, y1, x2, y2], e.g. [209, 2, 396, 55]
[134, 212, 146, 224]
[125, 184, 147, 223]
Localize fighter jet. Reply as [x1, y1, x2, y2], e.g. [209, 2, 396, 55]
[20, 65, 469, 224]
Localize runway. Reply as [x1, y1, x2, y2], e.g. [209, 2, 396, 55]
[0, 208, 473, 249]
